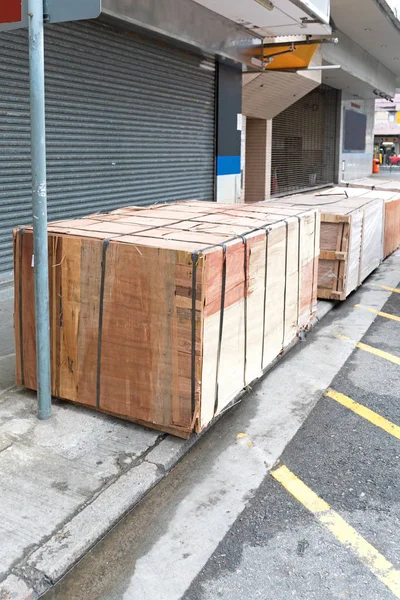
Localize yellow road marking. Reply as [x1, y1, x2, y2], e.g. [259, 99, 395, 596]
[326, 388, 400, 440]
[271, 465, 400, 599]
[335, 334, 400, 366]
[369, 283, 400, 294]
[335, 333, 351, 341]
[357, 342, 400, 366]
[355, 304, 400, 323]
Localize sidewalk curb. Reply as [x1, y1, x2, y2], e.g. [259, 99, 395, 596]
[315, 299, 337, 322]
[0, 300, 336, 600]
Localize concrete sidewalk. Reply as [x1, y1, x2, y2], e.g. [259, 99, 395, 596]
[0, 285, 15, 396]
[0, 253, 398, 599]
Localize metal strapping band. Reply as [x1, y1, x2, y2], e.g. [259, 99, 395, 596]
[282, 221, 289, 350]
[238, 235, 248, 388]
[336, 220, 345, 293]
[18, 228, 25, 386]
[261, 228, 270, 371]
[295, 216, 301, 327]
[191, 251, 199, 417]
[310, 212, 317, 315]
[96, 239, 110, 408]
[213, 244, 227, 416]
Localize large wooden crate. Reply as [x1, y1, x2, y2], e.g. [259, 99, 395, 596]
[269, 189, 384, 301]
[343, 177, 400, 193]
[14, 201, 319, 438]
[341, 184, 400, 259]
[382, 193, 400, 258]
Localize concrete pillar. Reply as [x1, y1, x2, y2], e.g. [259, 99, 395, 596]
[215, 63, 242, 203]
[244, 118, 272, 203]
[240, 116, 246, 202]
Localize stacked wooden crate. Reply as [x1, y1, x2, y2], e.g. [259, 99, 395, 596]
[343, 177, 400, 193]
[14, 201, 319, 438]
[341, 183, 400, 259]
[268, 189, 384, 300]
[382, 192, 400, 258]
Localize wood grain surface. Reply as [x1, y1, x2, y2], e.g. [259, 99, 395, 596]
[14, 200, 319, 437]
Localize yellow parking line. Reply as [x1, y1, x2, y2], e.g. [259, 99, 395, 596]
[271, 465, 400, 599]
[335, 333, 351, 341]
[357, 342, 400, 366]
[326, 388, 400, 440]
[335, 334, 400, 366]
[369, 283, 400, 294]
[355, 304, 400, 323]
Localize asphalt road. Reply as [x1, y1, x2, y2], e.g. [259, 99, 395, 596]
[184, 288, 400, 600]
[42, 262, 400, 600]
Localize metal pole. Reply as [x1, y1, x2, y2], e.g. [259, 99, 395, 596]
[28, 0, 51, 419]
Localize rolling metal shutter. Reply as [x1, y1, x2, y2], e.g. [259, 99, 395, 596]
[271, 84, 338, 197]
[0, 20, 216, 273]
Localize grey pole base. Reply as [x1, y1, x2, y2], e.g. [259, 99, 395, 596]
[28, 0, 52, 420]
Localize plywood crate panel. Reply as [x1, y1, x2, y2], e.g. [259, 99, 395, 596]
[383, 195, 400, 258]
[14, 201, 319, 438]
[268, 189, 384, 300]
[341, 183, 400, 258]
[343, 178, 400, 193]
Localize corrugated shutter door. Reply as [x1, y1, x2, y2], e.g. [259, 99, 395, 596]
[271, 84, 338, 196]
[0, 20, 216, 273]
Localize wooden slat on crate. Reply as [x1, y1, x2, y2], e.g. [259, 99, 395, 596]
[265, 190, 384, 300]
[14, 200, 319, 437]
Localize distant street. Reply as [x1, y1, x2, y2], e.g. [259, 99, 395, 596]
[372, 168, 400, 180]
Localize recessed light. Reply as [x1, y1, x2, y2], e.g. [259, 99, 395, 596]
[364, 28, 372, 32]
[381, 44, 387, 48]
[255, 0, 274, 10]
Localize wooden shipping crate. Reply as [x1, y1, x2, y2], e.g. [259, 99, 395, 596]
[340, 185, 400, 259]
[343, 186, 400, 259]
[352, 188, 400, 259]
[343, 178, 400, 193]
[342, 180, 400, 257]
[268, 189, 384, 301]
[14, 201, 319, 438]
[383, 194, 400, 258]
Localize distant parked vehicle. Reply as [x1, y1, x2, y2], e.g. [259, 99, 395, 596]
[390, 155, 400, 165]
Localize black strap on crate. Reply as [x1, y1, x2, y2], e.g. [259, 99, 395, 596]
[18, 228, 25, 386]
[96, 238, 110, 408]
[238, 235, 248, 389]
[261, 228, 270, 371]
[213, 244, 227, 417]
[282, 220, 289, 350]
[190, 251, 199, 418]
[294, 216, 302, 327]
[310, 211, 317, 315]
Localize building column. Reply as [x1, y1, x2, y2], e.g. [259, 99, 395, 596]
[216, 63, 242, 203]
[244, 118, 272, 203]
[338, 94, 375, 182]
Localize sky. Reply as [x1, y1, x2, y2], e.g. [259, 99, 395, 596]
[386, 0, 400, 17]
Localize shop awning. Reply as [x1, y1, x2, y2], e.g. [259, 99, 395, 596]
[248, 43, 319, 71]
